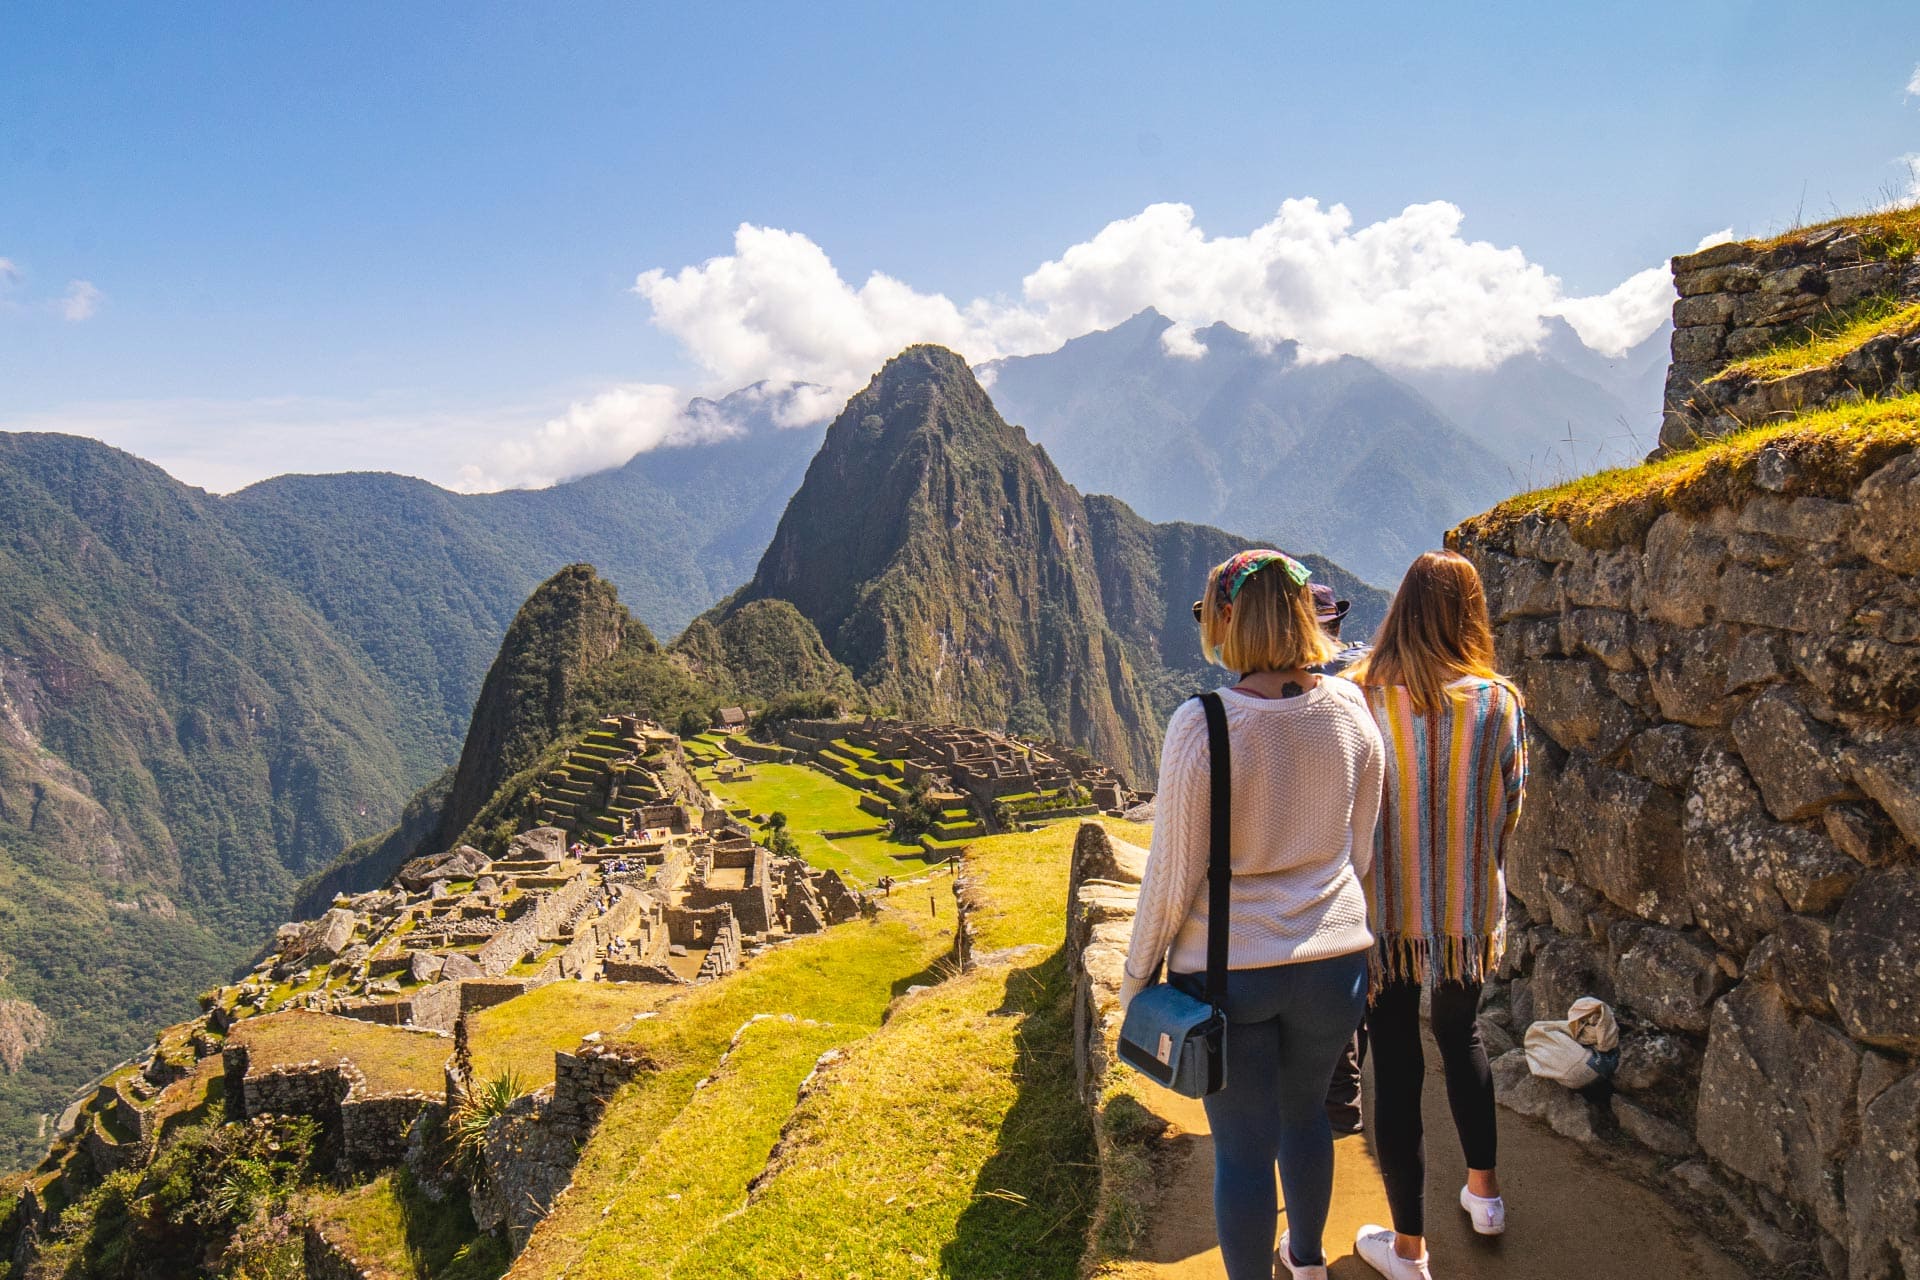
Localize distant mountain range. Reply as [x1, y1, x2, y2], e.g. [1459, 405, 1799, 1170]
[1388, 317, 1671, 492]
[980, 309, 1669, 587]
[719, 345, 1386, 781]
[0, 308, 1664, 1166]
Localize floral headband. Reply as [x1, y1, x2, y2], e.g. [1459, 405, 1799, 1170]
[1193, 549, 1313, 620]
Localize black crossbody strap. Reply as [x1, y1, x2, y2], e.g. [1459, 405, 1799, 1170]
[1197, 692, 1232, 1009]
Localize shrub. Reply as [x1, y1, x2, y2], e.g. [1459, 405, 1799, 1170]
[449, 1068, 529, 1179]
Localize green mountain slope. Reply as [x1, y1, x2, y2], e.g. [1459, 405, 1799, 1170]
[0, 435, 432, 1167]
[0, 408, 819, 1168]
[720, 346, 1389, 782]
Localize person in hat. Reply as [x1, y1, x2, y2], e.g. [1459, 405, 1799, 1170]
[1311, 580, 1374, 1135]
[1310, 583, 1370, 677]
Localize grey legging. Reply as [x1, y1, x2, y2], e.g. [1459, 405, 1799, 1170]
[1171, 950, 1370, 1276]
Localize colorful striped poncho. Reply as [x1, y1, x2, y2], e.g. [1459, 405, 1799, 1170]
[1359, 676, 1528, 988]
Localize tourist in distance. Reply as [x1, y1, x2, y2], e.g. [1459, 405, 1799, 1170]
[1119, 549, 1385, 1280]
[1343, 550, 1528, 1280]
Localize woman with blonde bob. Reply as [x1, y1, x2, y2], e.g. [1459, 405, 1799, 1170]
[1345, 550, 1527, 1280]
[1121, 549, 1385, 1280]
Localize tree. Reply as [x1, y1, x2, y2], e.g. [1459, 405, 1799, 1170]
[1007, 696, 1050, 740]
[769, 811, 788, 831]
[677, 707, 710, 740]
[892, 774, 946, 839]
[766, 826, 800, 859]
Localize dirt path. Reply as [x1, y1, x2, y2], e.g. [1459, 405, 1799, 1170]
[1112, 1043, 1750, 1279]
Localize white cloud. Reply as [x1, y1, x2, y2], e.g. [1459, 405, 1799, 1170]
[2, 394, 560, 493]
[0, 259, 20, 288]
[1907, 62, 1920, 98]
[452, 383, 741, 491]
[1693, 228, 1736, 252]
[1546, 266, 1673, 356]
[1159, 323, 1210, 359]
[59, 280, 101, 321]
[631, 200, 1679, 415]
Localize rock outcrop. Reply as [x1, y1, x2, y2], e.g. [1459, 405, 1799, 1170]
[1454, 225, 1920, 1273]
[1658, 223, 1920, 456]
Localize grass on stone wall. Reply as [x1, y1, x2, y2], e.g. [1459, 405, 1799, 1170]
[227, 1011, 450, 1096]
[1746, 203, 1920, 259]
[466, 981, 677, 1089]
[1456, 390, 1920, 549]
[1711, 295, 1920, 384]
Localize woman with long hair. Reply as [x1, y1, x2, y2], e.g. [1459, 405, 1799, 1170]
[1345, 550, 1527, 1280]
[1120, 550, 1385, 1280]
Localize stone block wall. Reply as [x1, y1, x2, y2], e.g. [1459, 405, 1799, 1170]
[1658, 228, 1920, 455]
[1064, 823, 1150, 1107]
[222, 1045, 446, 1175]
[1452, 440, 1920, 1277]
[339, 1093, 439, 1173]
[549, 1041, 656, 1137]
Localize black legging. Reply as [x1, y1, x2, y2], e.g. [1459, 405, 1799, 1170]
[1368, 976, 1498, 1236]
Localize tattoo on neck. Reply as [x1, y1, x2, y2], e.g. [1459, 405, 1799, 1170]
[1281, 681, 1304, 698]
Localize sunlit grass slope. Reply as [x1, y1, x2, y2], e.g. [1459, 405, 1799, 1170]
[511, 819, 1139, 1278]
[697, 759, 935, 885]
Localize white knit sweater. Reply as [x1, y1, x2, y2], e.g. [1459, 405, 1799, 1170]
[1122, 680, 1384, 986]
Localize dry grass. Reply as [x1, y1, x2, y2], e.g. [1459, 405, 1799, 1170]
[1456, 391, 1920, 549]
[1742, 202, 1920, 258]
[226, 1011, 449, 1096]
[1713, 296, 1920, 384]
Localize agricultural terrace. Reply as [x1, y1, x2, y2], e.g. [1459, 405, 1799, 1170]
[691, 754, 940, 887]
[466, 979, 679, 1089]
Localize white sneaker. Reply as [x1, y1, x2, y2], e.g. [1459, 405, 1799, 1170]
[1274, 1229, 1329, 1280]
[1355, 1225, 1433, 1280]
[1459, 1185, 1506, 1235]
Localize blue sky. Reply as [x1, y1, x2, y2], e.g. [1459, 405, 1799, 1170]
[3, 1, 1918, 489]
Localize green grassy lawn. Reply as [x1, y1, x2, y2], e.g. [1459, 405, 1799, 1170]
[671, 820, 1128, 1280]
[698, 761, 935, 885]
[467, 981, 677, 1089]
[300, 1170, 508, 1280]
[508, 911, 950, 1278]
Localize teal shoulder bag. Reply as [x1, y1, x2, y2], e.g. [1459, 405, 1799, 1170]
[1115, 691, 1231, 1098]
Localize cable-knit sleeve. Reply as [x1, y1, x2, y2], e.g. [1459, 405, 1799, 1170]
[1348, 702, 1385, 879]
[1122, 699, 1211, 984]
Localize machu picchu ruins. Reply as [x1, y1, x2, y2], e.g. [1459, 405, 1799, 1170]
[13, 706, 1150, 1268]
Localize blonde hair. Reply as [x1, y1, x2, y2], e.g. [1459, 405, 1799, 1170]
[1199, 555, 1335, 674]
[1347, 550, 1508, 713]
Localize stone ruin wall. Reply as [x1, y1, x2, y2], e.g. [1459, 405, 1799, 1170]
[220, 1044, 442, 1175]
[1657, 230, 1920, 456]
[1451, 434, 1920, 1275]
